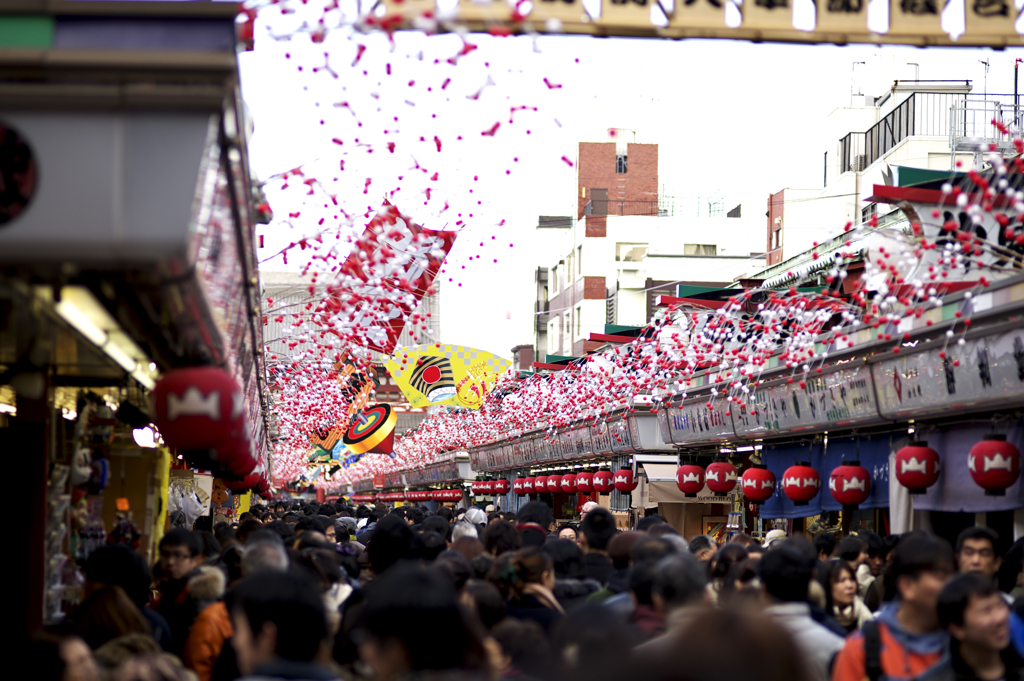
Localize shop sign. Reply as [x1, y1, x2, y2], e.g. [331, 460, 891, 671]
[591, 421, 616, 456]
[666, 395, 735, 444]
[628, 414, 675, 451]
[373, 474, 385, 489]
[611, 418, 636, 453]
[873, 328, 1024, 420]
[735, 363, 882, 437]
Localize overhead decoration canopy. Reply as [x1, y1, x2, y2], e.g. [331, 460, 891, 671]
[383, 344, 512, 409]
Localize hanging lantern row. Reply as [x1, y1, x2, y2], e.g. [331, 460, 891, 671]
[672, 435, 1021, 508]
[507, 469, 627, 496]
[153, 367, 269, 495]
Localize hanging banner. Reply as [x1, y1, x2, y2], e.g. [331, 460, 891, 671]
[383, 344, 512, 409]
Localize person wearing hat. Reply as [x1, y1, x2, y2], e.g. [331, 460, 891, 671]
[763, 529, 787, 549]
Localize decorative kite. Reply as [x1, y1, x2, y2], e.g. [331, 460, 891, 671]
[382, 344, 512, 409]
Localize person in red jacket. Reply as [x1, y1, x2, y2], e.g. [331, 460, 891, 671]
[832, 534, 955, 681]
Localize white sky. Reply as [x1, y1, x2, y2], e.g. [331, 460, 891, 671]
[240, 9, 1024, 360]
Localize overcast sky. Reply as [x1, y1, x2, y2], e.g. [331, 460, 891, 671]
[240, 7, 1024, 360]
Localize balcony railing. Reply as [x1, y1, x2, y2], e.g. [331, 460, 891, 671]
[584, 199, 666, 217]
[837, 92, 1019, 176]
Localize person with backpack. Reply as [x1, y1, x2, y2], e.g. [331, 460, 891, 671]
[832, 534, 955, 681]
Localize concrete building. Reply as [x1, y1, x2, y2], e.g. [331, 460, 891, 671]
[532, 136, 765, 360]
[764, 55, 1012, 268]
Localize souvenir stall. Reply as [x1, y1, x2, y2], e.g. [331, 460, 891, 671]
[2, 1, 271, 633]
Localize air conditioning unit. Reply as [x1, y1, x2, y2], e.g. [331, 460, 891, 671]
[853, 155, 867, 172]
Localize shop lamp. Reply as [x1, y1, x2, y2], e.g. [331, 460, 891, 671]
[133, 427, 158, 448]
[48, 286, 158, 389]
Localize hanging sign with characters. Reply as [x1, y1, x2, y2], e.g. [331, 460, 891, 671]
[382, 344, 512, 409]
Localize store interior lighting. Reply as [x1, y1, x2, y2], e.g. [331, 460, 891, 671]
[44, 286, 159, 389]
[0, 403, 16, 415]
[133, 426, 158, 448]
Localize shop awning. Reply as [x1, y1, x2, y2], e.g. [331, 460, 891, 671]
[641, 463, 730, 505]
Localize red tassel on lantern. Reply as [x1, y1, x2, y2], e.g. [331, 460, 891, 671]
[894, 441, 941, 494]
[970, 435, 1021, 496]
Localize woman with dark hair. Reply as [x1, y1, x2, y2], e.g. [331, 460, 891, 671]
[504, 547, 565, 633]
[544, 539, 601, 612]
[74, 585, 152, 650]
[707, 543, 748, 605]
[29, 631, 100, 681]
[819, 559, 873, 633]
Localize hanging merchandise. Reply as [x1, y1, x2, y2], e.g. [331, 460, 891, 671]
[168, 477, 206, 528]
[705, 461, 738, 494]
[740, 465, 776, 504]
[613, 467, 637, 493]
[894, 441, 941, 494]
[829, 462, 872, 509]
[592, 470, 615, 493]
[969, 435, 1021, 496]
[676, 464, 706, 497]
[782, 462, 821, 506]
[575, 471, 594, 493]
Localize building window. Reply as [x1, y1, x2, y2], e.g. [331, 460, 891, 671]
[576, 306, 582, 338]
[551, 266, 559, 294]
[577, 245, 582, 276]
[684, 244, 717, 256]
[616, 154, 627, 174]
[773, 229, 782, 250]
[615, 243, 648, 262]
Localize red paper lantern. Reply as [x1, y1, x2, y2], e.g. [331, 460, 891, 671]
[533, 475, 547, 493]
[212, 436, 257, 478]
[493, 479, 511, 495]
[561, 474, 577, 493]
[575, 472, 594, 493]
[740, 465, 776, 504]
[970, 435, 1021, 496]
[513, 478, 527, 496]
[523, 477, 537, 493]
[153, 367, 244, 451]
[894, 441, 941, 494]
[432, 488, 447, 501]
[547, 475, 561, 493]
[450, 489, 465, 502]
[829, 462, 872, 508]
[592, 470, 614, 493]
[676, 464, 706, 497]
[782, 462, 821, 506]
[223, 472, 262, 493]
[613, 468, 637, 493]
[705, 461, 738, 494]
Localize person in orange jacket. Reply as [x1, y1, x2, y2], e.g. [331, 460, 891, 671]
[183, 567, 231, 681]
[832, 534, 955, 681]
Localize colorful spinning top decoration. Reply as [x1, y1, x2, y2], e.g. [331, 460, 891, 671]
[343, 404, 398, 455]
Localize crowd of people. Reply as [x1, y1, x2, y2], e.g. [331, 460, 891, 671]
[28, 497, 1024, 681]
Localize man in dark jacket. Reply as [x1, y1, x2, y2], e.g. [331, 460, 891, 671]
[579, 508, 617, 587]
[939, 573, 1024, 681]
[156, 528, 204, 656]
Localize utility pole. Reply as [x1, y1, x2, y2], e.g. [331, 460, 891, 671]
[980, 59, 989, 104]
